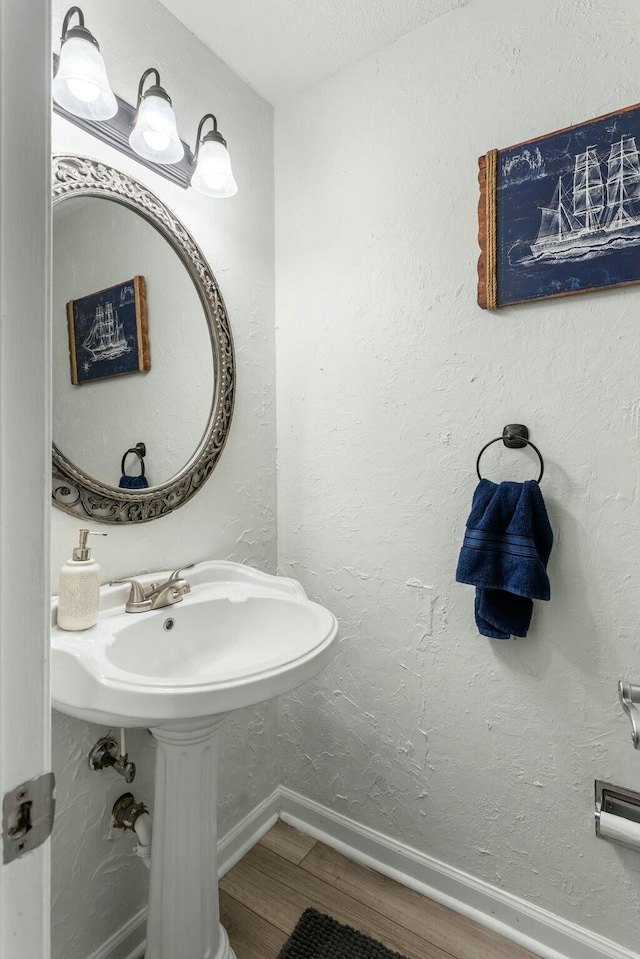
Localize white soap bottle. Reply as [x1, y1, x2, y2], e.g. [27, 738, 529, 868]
[57, 529, 107, 631]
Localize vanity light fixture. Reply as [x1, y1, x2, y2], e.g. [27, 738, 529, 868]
[52, 6, 117, 121]
[129, 68, 184, 165]
[191, 114, 238, 198]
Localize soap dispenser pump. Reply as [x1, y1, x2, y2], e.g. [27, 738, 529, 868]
[57, 529, 107, 631]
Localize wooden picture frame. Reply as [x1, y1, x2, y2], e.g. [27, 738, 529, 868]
[478, 103, 640, 309]
[67, 275, 150, 385]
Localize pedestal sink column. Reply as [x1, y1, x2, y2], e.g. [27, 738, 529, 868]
[146, 718, 236, 959]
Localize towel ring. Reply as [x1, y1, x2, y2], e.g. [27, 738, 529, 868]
[476, 427, 544, 483]
[121, 442, 146, 478]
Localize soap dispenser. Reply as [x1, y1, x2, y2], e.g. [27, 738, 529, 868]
[57, 529, 107, 631]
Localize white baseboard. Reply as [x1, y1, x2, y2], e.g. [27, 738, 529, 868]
[88, 785, 638, 959]
[85, 906, 146, 959]
[218, 787, 281, 877]
[90, 788, 280, 959]
[279, 787, 639, 959]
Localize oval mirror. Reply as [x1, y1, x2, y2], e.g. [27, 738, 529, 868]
[51, 155, 234, 523]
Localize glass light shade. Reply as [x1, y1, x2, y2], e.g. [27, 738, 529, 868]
[191, 138, 238, 198]
[129, 94, 184, 165]
[52, 36, 117, 121]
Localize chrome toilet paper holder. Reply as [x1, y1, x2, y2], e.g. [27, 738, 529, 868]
[619, 681, 640, 749]
[595, 780, 640, 845]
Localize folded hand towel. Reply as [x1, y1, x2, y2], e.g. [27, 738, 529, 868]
[456, 479, 553, 639]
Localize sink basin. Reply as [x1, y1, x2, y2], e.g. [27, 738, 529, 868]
[52, 560, 338, 728]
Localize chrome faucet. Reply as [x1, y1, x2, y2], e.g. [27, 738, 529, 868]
[110, 565, 194, 613]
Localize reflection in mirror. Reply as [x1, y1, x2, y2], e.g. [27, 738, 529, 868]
[53, 196, 214, 489]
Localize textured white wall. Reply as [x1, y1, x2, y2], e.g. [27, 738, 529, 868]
[51, 2, 277, 957]
[275, 0, 640, 950]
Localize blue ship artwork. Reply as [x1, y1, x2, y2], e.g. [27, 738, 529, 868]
[479, 104, 640, 308]
[67, 275, 149, 384]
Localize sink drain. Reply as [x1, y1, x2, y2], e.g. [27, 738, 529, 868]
[163, 618, 175, 632]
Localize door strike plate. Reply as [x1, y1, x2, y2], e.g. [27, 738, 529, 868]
[2, 772, 56, 864]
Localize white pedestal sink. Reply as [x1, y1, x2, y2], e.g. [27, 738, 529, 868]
[51, 561, 339, 959]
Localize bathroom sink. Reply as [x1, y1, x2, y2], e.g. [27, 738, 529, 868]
[53, 561, 339, 959]
[51, 560, 339, 727]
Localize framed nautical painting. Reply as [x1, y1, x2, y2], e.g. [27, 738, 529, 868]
[478, 103, 640, 308]
[67, 275, 150, 385]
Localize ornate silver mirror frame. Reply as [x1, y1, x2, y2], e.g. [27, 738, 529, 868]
[51, 155, 235, 524]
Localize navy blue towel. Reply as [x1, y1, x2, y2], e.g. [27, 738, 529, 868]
[456, 479, 553, 639]
[119, 474, 149, 490]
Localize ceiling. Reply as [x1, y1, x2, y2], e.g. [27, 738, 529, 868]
[157, 0, 468, 104]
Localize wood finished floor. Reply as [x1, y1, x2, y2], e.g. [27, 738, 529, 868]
[220, 821, 541, 959]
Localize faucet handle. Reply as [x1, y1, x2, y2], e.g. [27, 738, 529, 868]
[168, 564, 194, 582]
[109, 578, 147, 605]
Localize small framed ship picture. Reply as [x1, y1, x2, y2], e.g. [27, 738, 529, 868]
[67, 275, 150, 385]
[477, 103, 640, 308]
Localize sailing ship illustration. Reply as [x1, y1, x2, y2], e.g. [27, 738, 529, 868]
[530, 136, 640, 261]
[82, 301, 132, 362]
